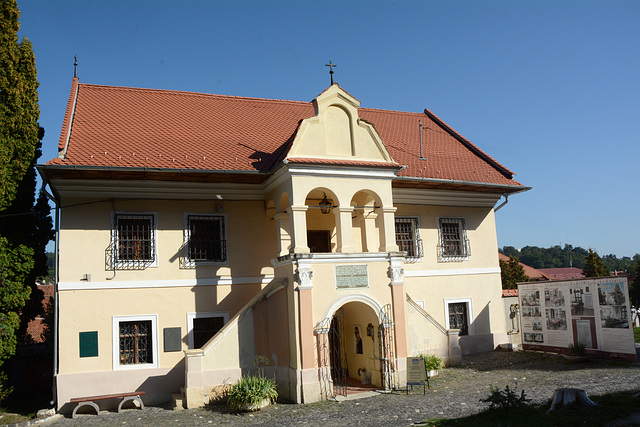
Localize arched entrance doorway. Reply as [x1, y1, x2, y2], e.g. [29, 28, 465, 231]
[327, 300, 385, 396]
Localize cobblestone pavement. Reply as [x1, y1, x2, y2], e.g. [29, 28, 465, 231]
[49, 350, 640, 426]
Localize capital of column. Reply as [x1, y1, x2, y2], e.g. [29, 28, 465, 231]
[290, 205, 309, 212]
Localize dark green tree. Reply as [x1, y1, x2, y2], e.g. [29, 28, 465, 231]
[0, 0, 49, 397]
[630, 257, 640, 308]
[582, 249, 608, 278]
[500, 256, 529, 289]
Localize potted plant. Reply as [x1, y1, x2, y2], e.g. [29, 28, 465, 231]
[421, 353, 444, 377]
[227, 356, 278, 411]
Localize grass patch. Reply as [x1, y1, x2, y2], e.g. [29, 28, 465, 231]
[419, 389, 640, 426]
[634, 327, 640, 343]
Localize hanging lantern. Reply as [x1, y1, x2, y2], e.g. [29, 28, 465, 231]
[319, 193, 332, 214]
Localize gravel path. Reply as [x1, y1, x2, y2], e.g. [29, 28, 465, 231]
[48, 350, 640, 426]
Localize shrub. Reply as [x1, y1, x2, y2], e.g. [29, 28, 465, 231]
[568, 342, 587, 356]
[227, 355, 278, 411]
[481, 384, 530, 411]
[420, 353, 444, 372]
[227, 375, 278, 411]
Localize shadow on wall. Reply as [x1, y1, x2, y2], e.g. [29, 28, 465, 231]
[460, 302, 493, 354]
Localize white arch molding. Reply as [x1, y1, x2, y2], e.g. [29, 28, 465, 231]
[316, 294, 385, 333]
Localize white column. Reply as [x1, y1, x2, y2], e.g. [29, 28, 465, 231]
[379, 206, 399, 252]
[334, 206, 356, 253]
[274, 212, 291, 256]
[290, 205, 309, 254]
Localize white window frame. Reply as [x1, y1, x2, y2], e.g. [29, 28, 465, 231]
[112, 314, 159, 370]
[394, 217, 423, 262]
[437, 217, 470, 262]
[111, 211, 159, 268]
[187, 311, 229, 349]
[183, 213, 228, 267]
[444, 297, 474, 335]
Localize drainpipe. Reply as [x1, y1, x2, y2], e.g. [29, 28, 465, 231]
[494, 194, 509, 212]
[44, 187, 59, 407]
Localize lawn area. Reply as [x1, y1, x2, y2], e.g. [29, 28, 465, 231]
[421, 389, 640, 426]
[634, 326, 640, 343]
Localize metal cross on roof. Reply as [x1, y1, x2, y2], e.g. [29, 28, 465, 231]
[74, 55, 78, 78]
[325, 60, 337, 85]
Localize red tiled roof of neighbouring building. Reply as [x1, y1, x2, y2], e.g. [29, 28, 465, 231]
[537, 267, 586, 280]
[498, 253, 556, 281]
[502, 289, 519, 297]
[46, 81, 526, 191]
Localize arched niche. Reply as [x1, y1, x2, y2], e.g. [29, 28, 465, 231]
[350, 190, 383, 253]
[304, 188, 338, 253]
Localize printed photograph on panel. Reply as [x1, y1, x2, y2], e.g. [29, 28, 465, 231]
[545, 288, 565, 307]
[546, 307, 567, 330]
[522, 306, 541, 317]
[532, 321, 543, 331]
[598, 282, 629, 328]
[521, 290, 541, 306]
[570, 285, 595, 316]
[524, 332, 535, 343]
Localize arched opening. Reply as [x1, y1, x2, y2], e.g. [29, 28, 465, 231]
[304, 189, 338, 253]
[350, 190, 382, 253]
[327, 300, 382, 395]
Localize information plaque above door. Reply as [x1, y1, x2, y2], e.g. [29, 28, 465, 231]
[336, 264, 369, 289]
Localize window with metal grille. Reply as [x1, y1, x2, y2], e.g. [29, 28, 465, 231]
[119, 320, 153, 365]
[185, 215, 226, 265]
[395, 217, 422, 261]
[448, 302, 469, 336]
[114, 214, 155, 268]
[438, 218, 470, 261]
[192, 316, 224, 348]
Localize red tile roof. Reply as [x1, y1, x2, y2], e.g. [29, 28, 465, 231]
[46, 80, 525, 191]
[537, 267, 585, 280]
[498, 253, 555, 281]
[502, 289, 519, 297]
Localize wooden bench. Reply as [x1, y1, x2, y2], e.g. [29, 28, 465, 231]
[69, 391, 145, 418]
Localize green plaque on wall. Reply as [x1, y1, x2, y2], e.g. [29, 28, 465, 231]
[79, 331, 98, 358]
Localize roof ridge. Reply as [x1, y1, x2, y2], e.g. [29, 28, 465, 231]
[77, 82, 311, 105]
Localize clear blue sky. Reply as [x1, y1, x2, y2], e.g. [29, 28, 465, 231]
[17, 0, 640, 257]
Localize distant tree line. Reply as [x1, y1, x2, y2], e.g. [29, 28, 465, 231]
[500, 244, 639, 277]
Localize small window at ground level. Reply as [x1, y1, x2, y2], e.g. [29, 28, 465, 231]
[395, 217, 422, 260]
[193, 317, 224, 348]
[187, 312, 229, 349]
[119, 320, 153, 365]
[448, 302, 469, 336]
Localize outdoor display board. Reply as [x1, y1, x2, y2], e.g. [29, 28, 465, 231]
[518, 277, 636, 362]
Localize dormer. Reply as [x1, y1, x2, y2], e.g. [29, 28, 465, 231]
[286, 84, 396, 164]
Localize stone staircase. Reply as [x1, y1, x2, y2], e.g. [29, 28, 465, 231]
[171, 387, 186, 410]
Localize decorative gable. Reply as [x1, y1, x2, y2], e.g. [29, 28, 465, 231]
[285, 84, 396, 164]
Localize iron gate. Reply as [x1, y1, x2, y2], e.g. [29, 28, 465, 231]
[329, 307, 347, 396]
[379, 303, 397, 390]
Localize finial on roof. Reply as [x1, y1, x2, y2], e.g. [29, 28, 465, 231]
[74, 55, 78, 78]
[325, 60, 337, 85]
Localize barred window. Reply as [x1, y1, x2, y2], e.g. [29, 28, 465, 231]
[113, 214, 156, 268]
[119, 320, 153, 365]
[448, 302, 469, 336]
[395, 217, 422, 261]
[187, 311, 229, 349]
[438, 218, 470, 261]
[193, 317, 224, 348]
[185, 215, 226, 264]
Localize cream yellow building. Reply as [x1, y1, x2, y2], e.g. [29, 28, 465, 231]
[39, 80, 528, 411]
